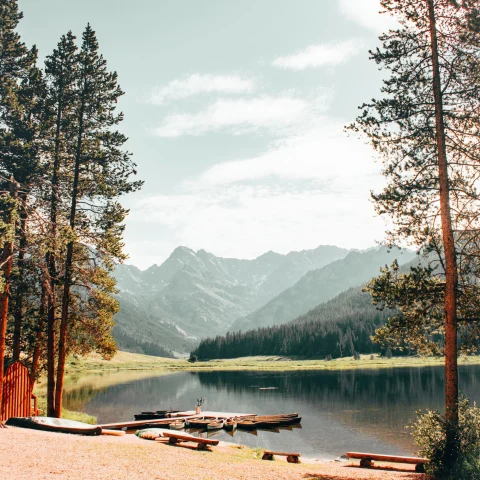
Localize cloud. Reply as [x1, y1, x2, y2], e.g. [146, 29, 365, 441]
[150, 74, 255, 104]
[152, 93, 329, 137]
[338, 0, 398, 33]
[272, 39, 365, 70]
[126, 120, 386, 268]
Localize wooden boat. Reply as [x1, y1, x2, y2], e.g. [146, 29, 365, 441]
[5, 416, 102, 436]
[224, 419, 237, 431]
[186, 417, 216, 429]
[168, 419, 185, 430]
[134, 410, 179, 421]
[236, 419, 261, 431]
[207, 419, 224, 431]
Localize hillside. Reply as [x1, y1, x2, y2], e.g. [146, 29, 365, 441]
[231, 246, 416, 332]
[192, 286, 397, 359]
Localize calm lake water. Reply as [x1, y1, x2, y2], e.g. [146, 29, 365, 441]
[63, 365, 480, 460]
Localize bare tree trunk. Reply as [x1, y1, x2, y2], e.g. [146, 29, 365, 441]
[12, 192, 27, 361]
[427, 0, 459, 466]
[0, 178, 17, 415]
[30, 278, 48, 383]
[54, 97, 84, 418]
[46, 86, 64, 418]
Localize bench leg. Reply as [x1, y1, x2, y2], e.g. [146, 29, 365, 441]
[197, 443, 208, 451]
[262, 453, 274, 461]
[415, 463, 426, 473]
[360, 458, 373, 467]
[168, 438, 179, 445]
[287, 455, 300, 464]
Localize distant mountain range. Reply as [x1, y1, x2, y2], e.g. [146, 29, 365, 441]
[112, 244, 415, 356]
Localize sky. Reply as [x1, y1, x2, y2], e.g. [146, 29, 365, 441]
[18, 0, 397, 269]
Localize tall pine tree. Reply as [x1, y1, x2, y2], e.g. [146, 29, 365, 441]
[350, 0, 480, 469]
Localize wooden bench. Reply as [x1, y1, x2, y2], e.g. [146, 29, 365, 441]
[346, 452, 429, 472]
[262, 450, 301, 463]
[156, 431, 219, 451]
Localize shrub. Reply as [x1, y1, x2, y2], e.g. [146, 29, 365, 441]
[412, 396, 480, 479]
[188, 353, 198, 363]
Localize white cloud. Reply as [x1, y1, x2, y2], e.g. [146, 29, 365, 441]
[150, 74, 255, 104]
[127, 120, 387, 268]
[338, 0, 398, 33]
[272, 39, 365, 70]
[152, 94, 329, 137]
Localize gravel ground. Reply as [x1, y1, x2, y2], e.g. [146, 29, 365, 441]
[0, 427, 426, 480]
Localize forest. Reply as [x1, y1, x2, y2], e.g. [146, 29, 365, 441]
[192, 289, 401, 359]
[0, 1, 141, 417]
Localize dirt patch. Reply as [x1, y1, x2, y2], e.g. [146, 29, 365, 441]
[0, 426, 426, 480]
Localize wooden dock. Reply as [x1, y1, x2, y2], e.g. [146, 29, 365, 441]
[98, 411, 255, 430]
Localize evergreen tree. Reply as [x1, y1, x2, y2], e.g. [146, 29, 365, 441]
[0, 0, 31, 414]
[54, 24, 142, 416]
[43, 31, 78, 417]
[350, 0, 480, 468]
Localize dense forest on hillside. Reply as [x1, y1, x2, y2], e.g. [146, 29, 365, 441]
[192, 288, 401, 359]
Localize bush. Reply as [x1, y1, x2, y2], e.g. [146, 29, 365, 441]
[188, 353, 198, 363]
[412, 396, 480, 479]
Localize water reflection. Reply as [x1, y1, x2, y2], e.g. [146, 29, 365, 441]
[63, 365, 480, 460]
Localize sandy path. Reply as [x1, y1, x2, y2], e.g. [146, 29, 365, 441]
[0, 427, 426, 480]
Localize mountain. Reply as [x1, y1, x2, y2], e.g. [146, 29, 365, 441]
[112, 245, 350, 354]
[230, 246, 416, 333]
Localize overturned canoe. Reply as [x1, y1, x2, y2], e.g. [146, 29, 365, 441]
[5, 416, 102, 436]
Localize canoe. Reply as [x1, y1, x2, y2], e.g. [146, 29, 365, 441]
[5, 417, 102, 436]
[169, 420, 185, 430]
[186, 417, 217, 429]
[224, 419, 237, 431]
[236, 420, 261, 431]
[134, 410, 180, 421]
[207, 419, 224, 431]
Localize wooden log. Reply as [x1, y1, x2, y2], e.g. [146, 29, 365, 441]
[346, 452, 429, 465]
[162, 431, 219, 446]
[262, 450, 301, 463]
[101, 429, 126, 436]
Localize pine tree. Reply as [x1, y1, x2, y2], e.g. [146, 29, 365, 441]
[0, 0, 31, 415]
[350, 0, 480, 469]
[43, 31, 78, 416]
[54, 24, 142, 417]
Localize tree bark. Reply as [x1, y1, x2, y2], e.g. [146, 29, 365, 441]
[12, 192, 27, 361]
[30, 278, 48, 383]
[46, 79, 64, 417]
[427, 0, 459, 465]
[54, 94, 84, 417]
[0, 178, 17, 414]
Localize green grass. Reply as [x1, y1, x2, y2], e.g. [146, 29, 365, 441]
[65, 351, 480, 374]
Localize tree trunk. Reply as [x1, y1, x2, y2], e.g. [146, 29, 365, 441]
[54, 97, 84, 417]
[12, 192, 28, 361]
[0, 178, 17, 414]
[30, 278, 48, 383]
[46, 83, 64, 417]
[427, 0, 459, 466]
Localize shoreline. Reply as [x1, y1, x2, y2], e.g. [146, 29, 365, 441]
[1, 426, 425, 480]
[66, 351, 480, 375]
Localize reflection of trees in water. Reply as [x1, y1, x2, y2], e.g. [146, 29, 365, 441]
[196, 366, 480, 411]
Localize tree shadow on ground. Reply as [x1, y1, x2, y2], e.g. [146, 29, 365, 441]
[302, 465, 428, 480]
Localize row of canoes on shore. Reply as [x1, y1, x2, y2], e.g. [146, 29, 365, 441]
[161, 413, 302, 432]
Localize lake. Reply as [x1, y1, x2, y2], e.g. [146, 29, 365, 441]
[63, 365, 480, 460]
